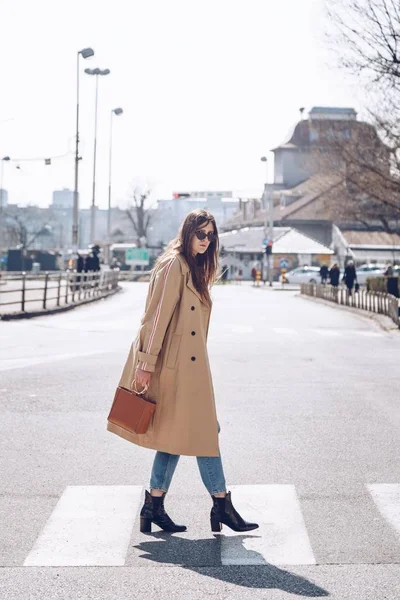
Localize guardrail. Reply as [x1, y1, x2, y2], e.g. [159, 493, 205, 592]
[0, 270, 120, 318]
[301, 283, 400, 328]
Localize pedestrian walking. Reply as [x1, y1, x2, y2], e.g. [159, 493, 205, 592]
[251, 266, 257, 286]
[76, 252, 84, 291]
[319, 264, 329, 285]
[385, 264, 399, 298]
[255, 269, 262, 287]
[113, 209, 258, 534]
[236, 268, 243, 284]
[221, 264, 229, 284]
[329, 263, 340, 299]
[329, 264, 340, 287]
[343, 260, 357, 294]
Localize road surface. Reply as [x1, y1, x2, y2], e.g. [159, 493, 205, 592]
[1, 282, 399, 599]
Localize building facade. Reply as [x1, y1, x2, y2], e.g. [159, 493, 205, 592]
[224, 106, 395, 267]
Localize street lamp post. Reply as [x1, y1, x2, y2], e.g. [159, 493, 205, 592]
[85, 67, 111, 245]
[261, 156, 274, 287]
[72, 47, 94, 256]
[107, 107, 123, 255]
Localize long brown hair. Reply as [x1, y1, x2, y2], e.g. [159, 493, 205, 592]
[153, 209, 219, 305]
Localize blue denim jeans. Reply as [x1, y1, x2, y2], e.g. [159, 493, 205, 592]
[150, 423, 226, 495]
[150, 451, 227, 495]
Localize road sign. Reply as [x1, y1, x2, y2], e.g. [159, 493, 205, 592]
[125, 247, 149, 266]
[280, 258, 289, 269]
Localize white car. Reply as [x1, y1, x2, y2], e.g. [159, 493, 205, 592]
[279, 266, 321, 284]
[355, 264, 386, 285]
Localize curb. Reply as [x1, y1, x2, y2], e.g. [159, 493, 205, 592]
[298, 293, 399, 333]
[0, 286, 122, 321]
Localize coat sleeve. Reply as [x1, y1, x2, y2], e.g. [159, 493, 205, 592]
[136, 257, 182, 373]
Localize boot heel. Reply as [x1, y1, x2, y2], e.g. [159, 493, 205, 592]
[211, 517, 222, 532]
[140, 517, 152, 533]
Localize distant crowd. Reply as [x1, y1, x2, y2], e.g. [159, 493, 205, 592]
[320, 261, 398, 297]
[76, 245, 101, 274]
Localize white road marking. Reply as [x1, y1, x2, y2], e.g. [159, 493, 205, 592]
[0, 349, 118, 372]
[367, 484, 400, 538]
[272, 328, 299, 335]
[220, 485, 316, 565]
[23, 485, 143, 566]
[355, 331, 384, 338]
[230, 325, 254, 334]
[312, 329, 341, 337]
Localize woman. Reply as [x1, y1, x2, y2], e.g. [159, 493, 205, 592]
[114, 209, 258, 534]
[343, 260, 357, 293]
[329, 263, 340, 288]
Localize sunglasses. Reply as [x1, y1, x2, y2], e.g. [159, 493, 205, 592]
[195, 230, 217, 242]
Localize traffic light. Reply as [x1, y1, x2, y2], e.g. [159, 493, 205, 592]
[265, 241, 273, 256]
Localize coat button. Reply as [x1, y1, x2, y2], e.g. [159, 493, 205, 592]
[191, 356, 196, 361]
[191, 306, 195, 311]
[191, 331, 196, 336]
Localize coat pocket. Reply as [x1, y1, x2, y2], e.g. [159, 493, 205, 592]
[166, 333, 181, 369]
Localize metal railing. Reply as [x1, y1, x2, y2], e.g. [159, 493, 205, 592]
[0, 270, 120, 316]
[301, 283, 400, 328]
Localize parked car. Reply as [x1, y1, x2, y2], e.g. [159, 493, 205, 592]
[279, 266, 321, 284]
[355, 264, 386, 285]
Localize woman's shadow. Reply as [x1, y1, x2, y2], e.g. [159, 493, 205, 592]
[133, 533, 329, 597]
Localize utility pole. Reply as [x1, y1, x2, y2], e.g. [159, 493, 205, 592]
[85, 67, 111, 245]
[267, 185, 274, 287]
[261, 156, 274, 286]
[72, 47, 95, 258]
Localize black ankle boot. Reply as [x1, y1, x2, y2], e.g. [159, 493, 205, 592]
[139, 490, 187, 533]
[210, 491, 259, 532]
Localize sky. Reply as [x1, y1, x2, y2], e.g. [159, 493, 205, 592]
[0, 0, 363, 210]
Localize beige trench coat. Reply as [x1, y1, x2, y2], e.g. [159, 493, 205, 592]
[108, 252, 220, 457]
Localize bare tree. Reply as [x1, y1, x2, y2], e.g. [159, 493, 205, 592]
[322, 0, 400, 232]
[3, 213, 52, 249]
[310, 119, 400, 233]
[327, 0, 400, 88]
[125, 187, 153, 245]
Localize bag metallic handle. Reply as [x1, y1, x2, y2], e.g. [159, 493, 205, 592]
[131, 379, 148, 395]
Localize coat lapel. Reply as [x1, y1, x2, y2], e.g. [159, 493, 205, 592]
[186, 274, 204, 303]
[176, 252, 207, 305]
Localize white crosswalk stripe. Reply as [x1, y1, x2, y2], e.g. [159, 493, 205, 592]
[21, 483, 400, 567]
[23, 485, 143, 566]
[367, 484, 400, 538]
[220, 485, 315, 565]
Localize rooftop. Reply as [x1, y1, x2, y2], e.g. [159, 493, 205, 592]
[219, 226, 333, 255]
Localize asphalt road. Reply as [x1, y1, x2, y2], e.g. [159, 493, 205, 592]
[1, 282, 400, 599]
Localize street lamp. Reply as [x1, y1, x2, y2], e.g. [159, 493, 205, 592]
[261, 156, 273, 287]
[72, 47, 94, 256]
[85, 67, 111, 245]
[107, 107, 123, 253]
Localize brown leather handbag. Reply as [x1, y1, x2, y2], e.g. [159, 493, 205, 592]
[107, 382, 156, 435]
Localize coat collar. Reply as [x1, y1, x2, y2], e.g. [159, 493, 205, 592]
[176, 253, 206, 305]
[175, 252, 189, 274]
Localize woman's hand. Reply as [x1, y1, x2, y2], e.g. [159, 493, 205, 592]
[134, 368, 152, 391]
